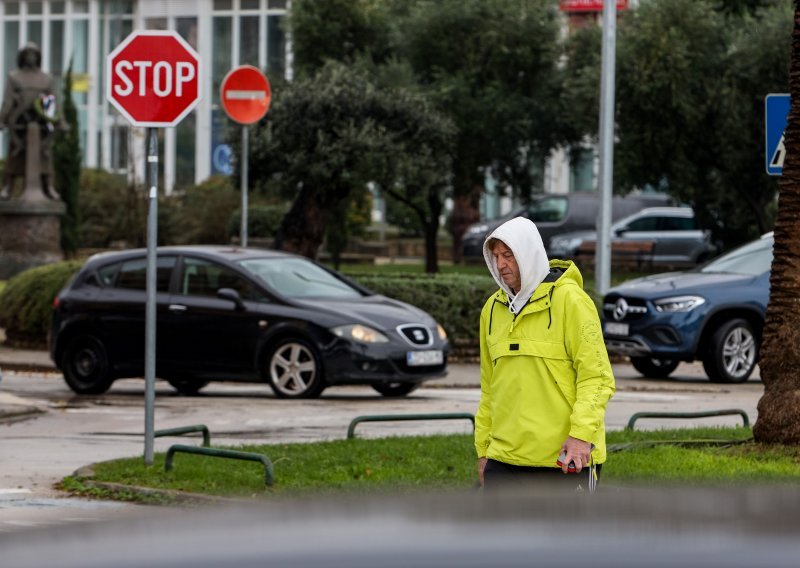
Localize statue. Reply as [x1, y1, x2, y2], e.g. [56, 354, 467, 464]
[0, 43, 66, 201]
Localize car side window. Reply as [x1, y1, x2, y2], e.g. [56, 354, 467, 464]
[625, 216, 659, 232]
[660, 216, 696, 231]
[181, 257, 267, 302]
[114, 257, 176, 292]
[528, 197, 568, 223]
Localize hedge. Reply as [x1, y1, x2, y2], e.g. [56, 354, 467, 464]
[0, 261, 83, 348]
[0, 263, 498, 350]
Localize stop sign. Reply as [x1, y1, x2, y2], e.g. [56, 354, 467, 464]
[220, 65, 271, 125]
[106, 30, 201, 127]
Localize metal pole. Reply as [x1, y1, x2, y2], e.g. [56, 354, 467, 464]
[144, 127, 158, 466]
[241, 125, 248, 248]
[596, 0, 618, 296]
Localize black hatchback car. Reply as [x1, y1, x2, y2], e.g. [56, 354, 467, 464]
[50, 246, 449, 398]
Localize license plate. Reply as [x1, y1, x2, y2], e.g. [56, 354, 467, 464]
[604, 322, 629, 336]
[407, 350, 444, 366]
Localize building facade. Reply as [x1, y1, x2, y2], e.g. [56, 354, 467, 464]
[1, 0, 288, 193]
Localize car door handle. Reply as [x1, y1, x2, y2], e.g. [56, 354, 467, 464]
[169, 304, 188, 312]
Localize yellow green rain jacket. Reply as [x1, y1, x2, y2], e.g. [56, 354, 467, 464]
[475, 217, 615, 467]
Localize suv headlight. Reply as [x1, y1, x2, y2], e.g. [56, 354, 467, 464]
[467, 224, 490, 235]
[331, 324, 389, 343]
[550, 236, 583, 252]
[654, 296, 706, 313]
[437, 323, 448, 340]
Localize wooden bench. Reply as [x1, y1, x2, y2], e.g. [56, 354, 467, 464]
[576, 239, 655, 270]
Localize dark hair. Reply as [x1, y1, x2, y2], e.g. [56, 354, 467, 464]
[17, 43, 42, 69]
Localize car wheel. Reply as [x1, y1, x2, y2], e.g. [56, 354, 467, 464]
[630, 357, 680, 379]
[371, 382, 420, 397]
[266, 338, 326, 399]
[703, 318, 758, 383]
[61, 334, 113, 395]
[167, 379, 209, 396]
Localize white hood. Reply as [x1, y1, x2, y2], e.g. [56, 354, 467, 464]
[483, 217, 550, 315]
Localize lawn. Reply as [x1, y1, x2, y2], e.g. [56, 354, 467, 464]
[60, 426, 800, 504]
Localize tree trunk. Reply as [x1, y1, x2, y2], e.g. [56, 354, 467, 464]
[450, 184, 482, 264]
[423, 185, 444, 274]
[753, 4, 800, 444]
[274, 185, 344, 259]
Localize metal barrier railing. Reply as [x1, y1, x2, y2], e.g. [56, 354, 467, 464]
[154, 424, 211, 447]
[626, 409, 750, 431]
[347, 412, 475, 439]
[164, 444, 274, 486]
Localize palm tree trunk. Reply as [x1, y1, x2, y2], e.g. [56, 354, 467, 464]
[753, 4, 800, 444]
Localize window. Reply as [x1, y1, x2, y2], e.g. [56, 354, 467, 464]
[528, 197, 568, 223]
[661, 216, 696, 231]
[112, 257, 176, 292]
[181, 258, 265, 301]
[625, 216, 659, 232]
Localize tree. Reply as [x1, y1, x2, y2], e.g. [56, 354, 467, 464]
[53, 58, 81, 256]
[247, 62, 454, 264]
[754, 3, 800, 444]
[400, 0, 565, 262]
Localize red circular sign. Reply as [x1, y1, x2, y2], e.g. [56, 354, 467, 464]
[220, 65, 271, 125]
[106, 30, 201, 127]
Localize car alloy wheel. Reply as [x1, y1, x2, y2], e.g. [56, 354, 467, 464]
[62, 334, 113, 395]
[703, 318, 758, 383]
[266, 338, 325, 399]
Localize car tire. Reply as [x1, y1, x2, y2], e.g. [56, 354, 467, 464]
[266, 338, 326, 399]
[371, 382, 420, 397]
[630, 357, 680, 379]
[167, 379, 209, 396]
[61, 334, 113, 395]
[703, 318, 758, 383]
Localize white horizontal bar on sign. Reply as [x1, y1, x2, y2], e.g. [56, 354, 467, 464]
[225, 90, 267, 100]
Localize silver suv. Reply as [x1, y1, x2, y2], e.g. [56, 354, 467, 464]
[548, 207, 717, 267]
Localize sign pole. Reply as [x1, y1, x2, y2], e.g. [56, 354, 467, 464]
[241, 125, 249, 248]
[144, 127, 158, 466]
[595, 0, 618, 297]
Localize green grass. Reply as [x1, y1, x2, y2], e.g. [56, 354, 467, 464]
[59, 426, 800, 504]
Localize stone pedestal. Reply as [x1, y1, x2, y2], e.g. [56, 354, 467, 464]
[0, 124, 65, 278]
[0, 200, 66, 278]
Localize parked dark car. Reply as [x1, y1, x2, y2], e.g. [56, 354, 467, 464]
[549, 206, 717, 267]
[50, 246, 449, 398]
[601, 233, 772, 383]
[462, 191, 673, 259]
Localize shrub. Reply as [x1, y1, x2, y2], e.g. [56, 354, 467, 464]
[167, 176, 241, 245]
[0, 261, 82, 348]
[227, 203, 290, 240]
[79, 169, 145, 247]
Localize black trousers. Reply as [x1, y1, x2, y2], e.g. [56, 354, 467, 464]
[483, 459, 602, 494]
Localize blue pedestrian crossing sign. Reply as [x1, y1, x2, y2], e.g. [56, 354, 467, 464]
[766, 93, 790, 176]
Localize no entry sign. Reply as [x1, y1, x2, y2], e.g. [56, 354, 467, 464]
[106, 30, 201, 127]
[220, 65, 271, 125]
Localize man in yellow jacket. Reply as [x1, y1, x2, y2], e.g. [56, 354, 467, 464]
[475, 217, 615, 492]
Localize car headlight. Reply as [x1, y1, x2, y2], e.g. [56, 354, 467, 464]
[467, 224, 490, 235]
[550, 237, 583, 251]
[437, 324, 448, 340]
[654, 296, 706, 313]
[331, 324, 389, 343]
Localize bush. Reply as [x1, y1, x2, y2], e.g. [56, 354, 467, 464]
[0, 261, 82, 348]
[166, 176, 241, 245]
[347, 273, 497, 345]
[227, 203, 290, 240]
[79, 169, 145, 248]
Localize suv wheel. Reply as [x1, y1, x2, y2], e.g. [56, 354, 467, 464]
[265, 338, 326, 399]
[62, 334, 113, 394]
[630, 357, 679, 379]
[703, 318, 758, 383]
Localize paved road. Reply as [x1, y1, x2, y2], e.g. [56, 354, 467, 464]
[0, 361, 763, 531]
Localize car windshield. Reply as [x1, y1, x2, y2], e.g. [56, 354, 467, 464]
[239, 257, 363, 299]
[700, 235, 773, 276]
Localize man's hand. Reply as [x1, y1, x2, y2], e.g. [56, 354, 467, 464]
[559, 436, 592, 474]
[478, 457, 488, 486]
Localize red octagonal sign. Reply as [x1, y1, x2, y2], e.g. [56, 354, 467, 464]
[106, 30, 201, 127]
